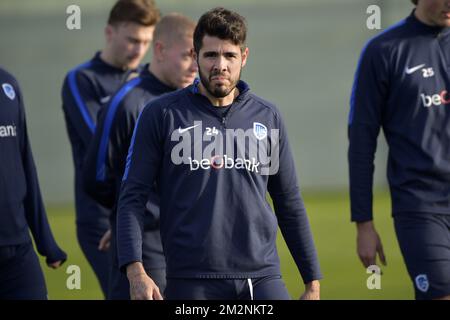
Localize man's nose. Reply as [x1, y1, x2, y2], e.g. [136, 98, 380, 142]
[213, 55, 227, 72]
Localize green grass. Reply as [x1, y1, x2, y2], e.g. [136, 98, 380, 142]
[39, 189, 413, 300]
[37, 209, 103, 299]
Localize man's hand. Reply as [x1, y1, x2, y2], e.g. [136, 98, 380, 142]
[299, 280, 320, 300]
[356, 221, 387, 268]
[98, 229, 111, 251]
[127, 262, 163, 300]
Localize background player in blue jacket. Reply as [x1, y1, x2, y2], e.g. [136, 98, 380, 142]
[349, 0, 450, 300]
[0, 67, 66, 299]
[82, 13, 197, 299]
[61, 0, 159, 297]
[118, 7, 322, 300]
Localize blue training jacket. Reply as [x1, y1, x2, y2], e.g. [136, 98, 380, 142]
[349, 11, 450, 222]
[61, 52, 139, 227]
[82, 68, 176, 269]
[0, 67, 66, 264]
[117, 79, 322, 282]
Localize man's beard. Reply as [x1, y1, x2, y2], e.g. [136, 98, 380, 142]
[198, 66, 242, 98]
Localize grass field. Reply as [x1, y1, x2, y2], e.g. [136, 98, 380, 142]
[38, 189, 413, 300]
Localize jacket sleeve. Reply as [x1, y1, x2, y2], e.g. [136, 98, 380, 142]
[110, 102, 161, 231]
[267, 112, 322, 284]
[348, 40, 389, 222]
[110, 102, 139, 182]
[82, 105, 117, 208]
[61, 69, 99, 151]
[116, 102, 163, 271]
[83, 79, 141, 208]
[17, 80, 67, 264]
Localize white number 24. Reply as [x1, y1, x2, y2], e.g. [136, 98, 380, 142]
[206, 127, 219, 135]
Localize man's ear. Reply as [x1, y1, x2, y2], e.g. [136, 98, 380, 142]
[241, 47, 249, 68]
[153, 41, 165, 62]
[105, 25, 113, 43]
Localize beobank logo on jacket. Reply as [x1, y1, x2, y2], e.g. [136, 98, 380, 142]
[421, 90, 450, 107]
[170, 121, 280, 175]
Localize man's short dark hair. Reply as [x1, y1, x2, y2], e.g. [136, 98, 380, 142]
[194, 7, 247, 54]
[108, 0, 160, 27]
[411, 0, 418, 5]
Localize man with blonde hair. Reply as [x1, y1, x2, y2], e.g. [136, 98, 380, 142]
[83, 12, 197, 299]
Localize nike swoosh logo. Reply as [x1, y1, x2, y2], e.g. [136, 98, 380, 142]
[178, 124, 200, 134]
[405, 64, 426, 74]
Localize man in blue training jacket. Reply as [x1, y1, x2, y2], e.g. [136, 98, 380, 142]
[117, 7, 322, 300]
[61, 0, 159, 296]
[349, 0, 450, 300]
[0, 67, 66, 299]
[82, 13, 197, 300]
